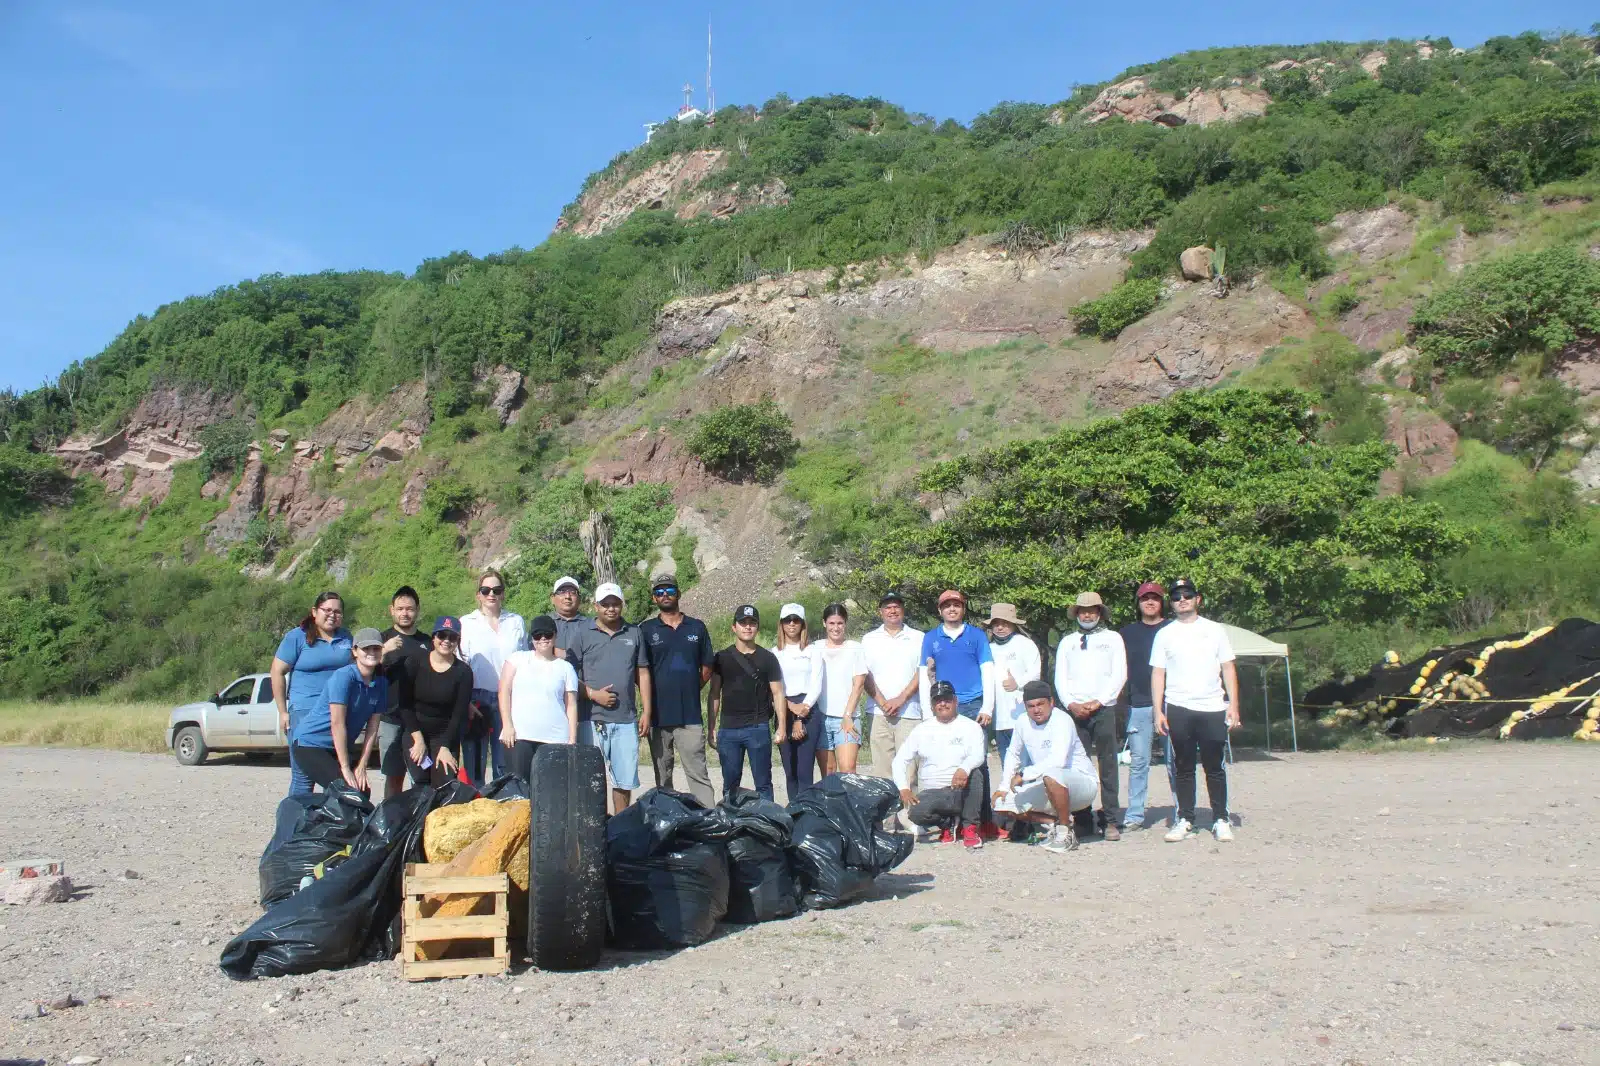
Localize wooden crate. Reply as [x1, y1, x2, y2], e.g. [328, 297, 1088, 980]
[399, 862, 510, 981]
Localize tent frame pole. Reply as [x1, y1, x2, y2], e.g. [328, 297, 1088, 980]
[1284, 656, 1299, 753]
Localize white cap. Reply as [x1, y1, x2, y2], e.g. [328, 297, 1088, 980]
[553, 575, 580, 594]
[779, 603, 806, 621]
[594, 581, 625, 604]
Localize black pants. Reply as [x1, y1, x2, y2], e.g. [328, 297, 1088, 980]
[1073, 706, 1120, 824]
[906, 767, 988, 829]
[290, 743, 357, 791]
[510, 739, 550, 783]
[1169, 704, 1228, 824]
[404, 732, 455, 787]
[778, 707, 822, 800]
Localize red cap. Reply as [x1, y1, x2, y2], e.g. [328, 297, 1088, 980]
[1135, 582, 1166, 600]
[937, 589, 966, 607]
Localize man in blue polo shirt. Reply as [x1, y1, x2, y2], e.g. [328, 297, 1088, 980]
[919, 589, 998, 835]
[640, 573, 715, 805]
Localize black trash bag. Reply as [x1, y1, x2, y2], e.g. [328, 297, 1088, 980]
[720, 790, 798, 924]
[606, 787, 735, 860]
[605, 788, 734, 949]
[221, 781, 475, 979]
[786, 773, 912, 910]
[607, 842, 730, 949]
[482, 774, 529, 801]
[257, 783, 372, 906]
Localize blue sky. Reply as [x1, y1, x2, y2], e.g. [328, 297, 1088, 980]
[1, 1, 1593, 393]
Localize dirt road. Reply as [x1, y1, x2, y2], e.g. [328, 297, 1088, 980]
[1, 744, 1596, 1066]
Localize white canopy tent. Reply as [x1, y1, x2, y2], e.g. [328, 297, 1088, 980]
[1219, 623, 1298, 753]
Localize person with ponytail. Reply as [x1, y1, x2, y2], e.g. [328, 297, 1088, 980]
[270, 591, 353, 795]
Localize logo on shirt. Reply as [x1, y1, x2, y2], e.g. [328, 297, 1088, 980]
[649, 634, 663, 645]
[688, 635, 699, 642]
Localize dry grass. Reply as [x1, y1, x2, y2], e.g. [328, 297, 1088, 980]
[0, 700, 171, 753]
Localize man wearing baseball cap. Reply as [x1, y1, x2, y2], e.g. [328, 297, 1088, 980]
[1120, 581, 1171, 830]
[919, 589, 998, 835]
[993, 679, 1099, 852]
[641, 573, 715, 805]
[708, 605, 786, 800]
[565, 581, 653, 813]
[1151, 577, 1239, 842]
[289, 628, 388, 794]
[893, 680, 989, 849]
[550, 576, 590, 658]
[1053, 591, 1128, 840]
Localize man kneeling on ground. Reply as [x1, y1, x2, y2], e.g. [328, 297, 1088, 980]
[891, 680, 989, 850]
[992, 680, 1098, 853]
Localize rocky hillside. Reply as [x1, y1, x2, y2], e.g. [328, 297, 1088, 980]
[3, 27, 1599, 701]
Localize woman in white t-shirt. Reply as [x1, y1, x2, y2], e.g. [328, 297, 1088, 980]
[498, 614, 581, 783]
[814, 602, 868, 776]
[773, 603, 824, 798]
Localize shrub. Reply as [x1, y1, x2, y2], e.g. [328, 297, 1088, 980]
[197, 419, 254, 480]
[423, 475, 477, 521]
[0, 446, 73, 517]
[1442, 377, 1583, 463]
[1411, 247, 1600, 373]
[1320, 284, 1362, 318]
[1070, 278, 1164, 339]
[1130, 183, 1331, 281]
[686, 398, 799, 483]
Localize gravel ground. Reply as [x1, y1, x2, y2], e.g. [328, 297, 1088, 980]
[0, 743, 1596, 1066]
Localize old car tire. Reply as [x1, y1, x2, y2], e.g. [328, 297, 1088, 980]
[174, 726, 209, 767]
[525, 743, 607, 970]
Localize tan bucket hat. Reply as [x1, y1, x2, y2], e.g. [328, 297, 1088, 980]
[1068, 591, 1106, 619]
[987, 603, 1025, 627]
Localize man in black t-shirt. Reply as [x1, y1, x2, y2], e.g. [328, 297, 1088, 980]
[379, 586, 432, 799]
[708, 605, 787, 801]
[1119, 581, 1172, 830]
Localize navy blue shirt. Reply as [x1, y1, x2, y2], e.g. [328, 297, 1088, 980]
[1119, 618, 1172, 707]
[641, 614, 714, 728]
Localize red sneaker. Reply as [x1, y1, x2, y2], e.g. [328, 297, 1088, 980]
[937, 827, 956, 844]
[980, 821, 1002, 842]
[960, 825, 984, 850]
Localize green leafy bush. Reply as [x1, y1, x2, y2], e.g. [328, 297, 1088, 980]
[1129, 183, 1331, 280]
[1411, 247, 1600, 373]
[422, 475, 477, 521]
[686, 399, 799, 483]
[0, 445, 73, 517]
[1440, 376, 1584, 461]
[197, 418, 254, 480]
[1070, 278, 1164, 339]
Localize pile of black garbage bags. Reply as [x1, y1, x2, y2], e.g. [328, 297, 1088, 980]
[607, 773, 914, 949]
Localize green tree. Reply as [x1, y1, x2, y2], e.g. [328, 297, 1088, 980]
[1070, 278, 1163, 339]
[686, 398, 799, 483]
[854, 390, 1463, 635]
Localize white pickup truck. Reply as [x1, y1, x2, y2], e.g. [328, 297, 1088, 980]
[166, 672, 287, 765]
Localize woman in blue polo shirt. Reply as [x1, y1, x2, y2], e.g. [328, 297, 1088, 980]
[290, 628, 389, 793]
[271, 591, 353, 795]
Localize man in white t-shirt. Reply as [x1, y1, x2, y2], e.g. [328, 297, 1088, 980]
[863, 591, 925, 791]
[891, 681, 988, 850]
[1151, 577, 1240, 843]
[992, 680, 1098, 853]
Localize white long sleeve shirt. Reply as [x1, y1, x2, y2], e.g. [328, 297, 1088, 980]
[1053, 627, 1127, 708]
[460, 610, 528, 693]
[891, 714, 986, 791]
[988, 634, 1042, 731]
[1001, 707, 1094, 784]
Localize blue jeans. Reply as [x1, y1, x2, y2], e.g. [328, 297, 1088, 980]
[957, 698, 983, 721]
[716, 723, 773, 800]
[1125, 705, 1156, 826]
[286, 706, 312, 796]
[461, 688, 508, 789]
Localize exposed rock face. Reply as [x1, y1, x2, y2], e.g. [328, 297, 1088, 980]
[584, 428, 710, 500]
[1338, 301, 1413, 352]
[1091, 285, 1313, 409]
[1359, 51, 1388, 76]
[55, 385, 238, 507]
[1361, 347, 1417, 390]
[555, 151, 791, 238]
[481, 366, 525, 426]
[1379, 403, 1458, 494]
[468, 512, 515, 570]
[1180, 246, 1213, 280]
[304, 381, 430, 473]
[1552, 336, 1600, 402]
[205, 458, 266, 551]
[1326, 206, 1416, 264]
[1080, 78, 1270, 128]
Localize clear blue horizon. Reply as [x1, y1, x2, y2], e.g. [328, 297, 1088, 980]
[1, 1, 1594, 393]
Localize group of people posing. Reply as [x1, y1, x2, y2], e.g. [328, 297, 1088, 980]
[269, 569, 1240, 853]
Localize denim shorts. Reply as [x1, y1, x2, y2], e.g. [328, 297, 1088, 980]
[590, 721, 641, 790]
[818, 714, 861, 751]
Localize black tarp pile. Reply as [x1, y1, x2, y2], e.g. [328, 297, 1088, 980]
[605, 774, 913, 950]
[221, 781, 477, 979]
[1305, 617, 1600, 740]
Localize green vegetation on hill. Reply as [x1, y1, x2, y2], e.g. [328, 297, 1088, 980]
[0, 28, 1598, 706]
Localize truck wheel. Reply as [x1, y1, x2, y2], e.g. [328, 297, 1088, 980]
[525, 743, 607, 970]
[174, 726, 208, 766]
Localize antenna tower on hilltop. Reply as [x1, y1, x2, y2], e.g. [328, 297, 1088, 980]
[706, 22, 715, 124]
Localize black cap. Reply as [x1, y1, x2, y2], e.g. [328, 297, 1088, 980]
[650, 574, 678, 592]
[734, 604, 760, 624]
[930, 680, 957, 702]
[1021, 679, 1053, 703]
[878, 590, 905, 606]
[1170, 577, 1199, 598]
[528, 614, 557, 639]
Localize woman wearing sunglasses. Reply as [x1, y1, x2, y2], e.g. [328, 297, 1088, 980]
[270, 590, 353, 795]
[498, 614, 581, 783]
[396, 615, 472, 786]
[459, 568, 527, 788]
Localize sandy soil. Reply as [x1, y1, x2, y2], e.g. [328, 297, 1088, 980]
[1, 744, 1596, 1066]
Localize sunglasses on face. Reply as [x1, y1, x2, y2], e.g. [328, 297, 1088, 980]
[478, 586, 505, 596]
[652, 587, 678, 597]
[1173, 592, 1197, 602]
[434, 632, 459, 643]
[1139, 594, 1163, 602]
[532, 633, 555, 642]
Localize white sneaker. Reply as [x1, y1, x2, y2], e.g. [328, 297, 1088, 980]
[896, 809, 916, 834]
[1164, 818, 1194, 842]
[1212, 819, 1234, 842]
[1041, 824, 1078, 853]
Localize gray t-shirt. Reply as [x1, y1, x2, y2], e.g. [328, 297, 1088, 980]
[554, 612, 591, 655]
[566, 619, 649, 725]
